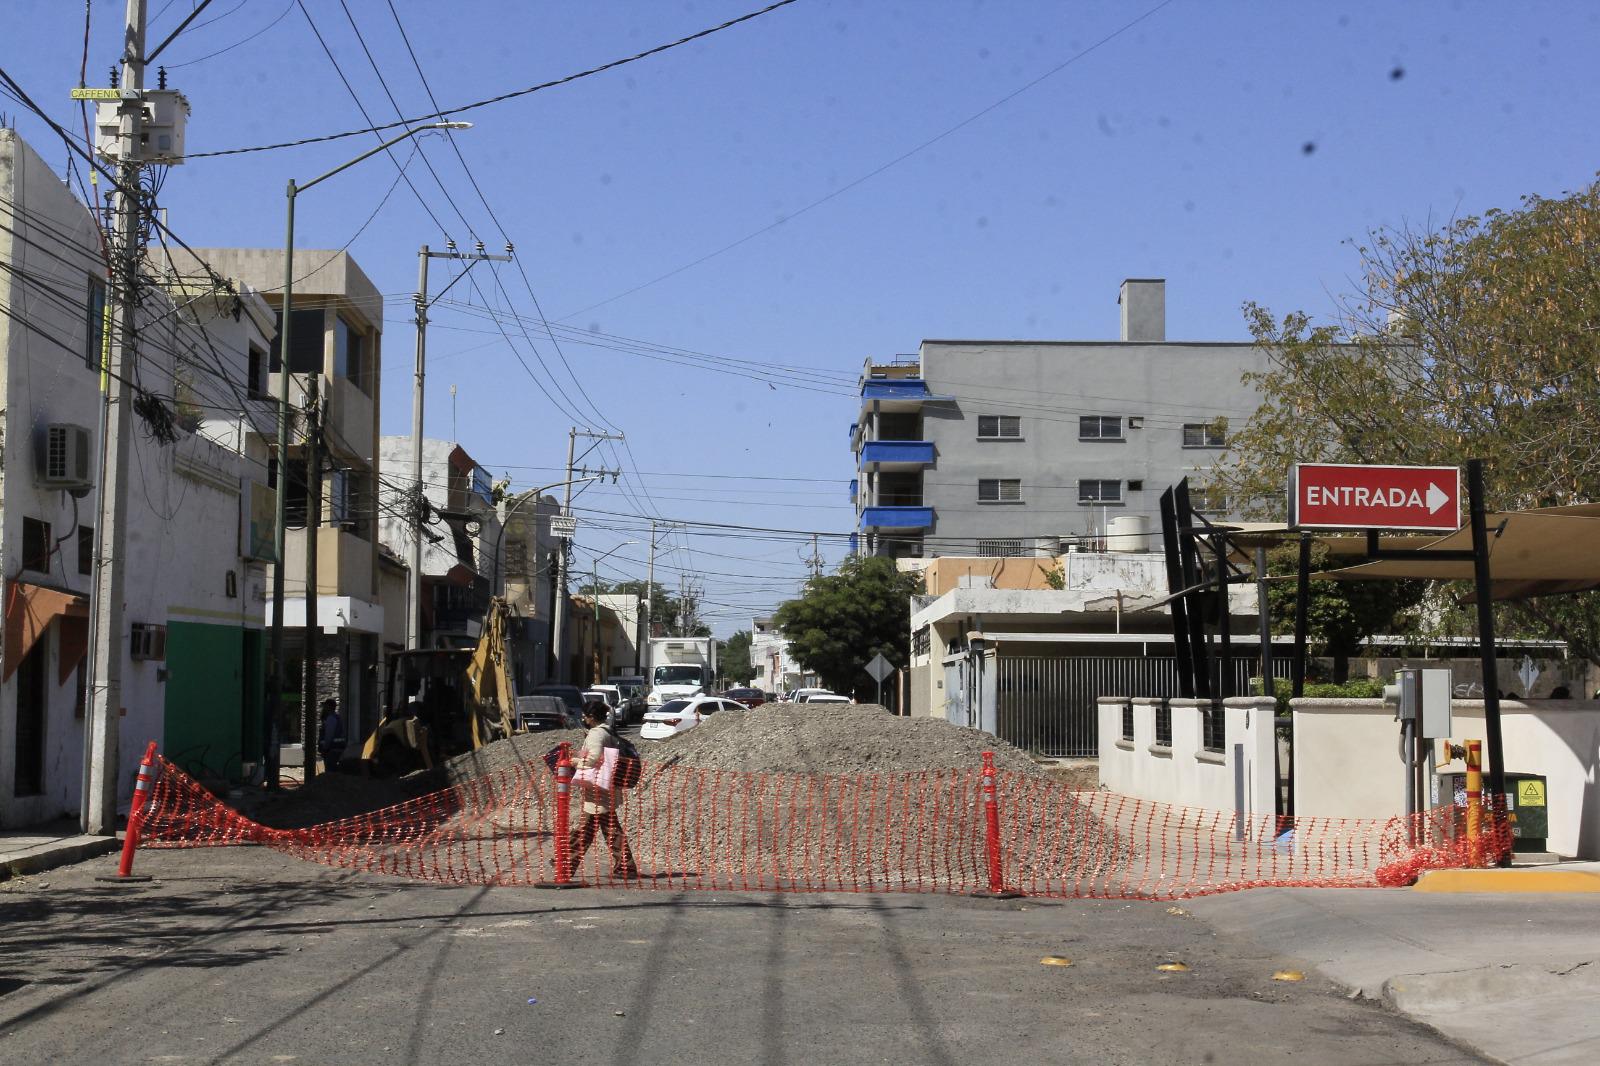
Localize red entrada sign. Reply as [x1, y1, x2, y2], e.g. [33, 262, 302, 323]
[1289, 463, 1461, 532]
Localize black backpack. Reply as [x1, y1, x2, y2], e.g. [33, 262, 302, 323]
[606, 726, 643, 789]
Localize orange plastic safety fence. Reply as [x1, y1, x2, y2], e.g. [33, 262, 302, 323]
[137, 754, 1510, 896]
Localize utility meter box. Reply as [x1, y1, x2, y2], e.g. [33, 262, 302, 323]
[95, 90, 190, 164]
[1418, 667, 1453, 738]
[1438, 770, 1548, 852]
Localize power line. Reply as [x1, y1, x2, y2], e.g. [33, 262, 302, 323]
[183, 0, 805, 159]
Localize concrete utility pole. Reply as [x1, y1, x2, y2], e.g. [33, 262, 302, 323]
[549, 427, 622, 683]
[409, 240, 510, 650]
[301, 380, 320, 780]
[85, 0, 146, 835]
[640, 519, 683, 679]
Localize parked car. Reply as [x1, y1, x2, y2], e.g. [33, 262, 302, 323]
[798, 693, 850, 704]
[722, 687, 766, 708]
[529, 684, 586, 720]
[606, 675, 649, 722]
[639, 695, 746, 741]
[515, 694, 579, 732]
[789, 688, 832, 703]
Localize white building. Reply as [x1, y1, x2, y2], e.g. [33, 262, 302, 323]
[1, 130, 275, 825]
[751, 616, 805, 694]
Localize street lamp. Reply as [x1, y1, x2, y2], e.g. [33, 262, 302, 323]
[585, 541, 639, 714]
[488, 476, 606, 594]
[266, 121, 472, 790]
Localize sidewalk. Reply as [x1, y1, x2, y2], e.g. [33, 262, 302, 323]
[1187, 884, 1600, 1066]
[0, 818, 120, 880]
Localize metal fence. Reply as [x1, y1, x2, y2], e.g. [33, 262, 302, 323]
[994, 654, 1291, 759]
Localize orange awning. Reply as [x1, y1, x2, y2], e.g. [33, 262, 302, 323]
[3, 582, 89, 682]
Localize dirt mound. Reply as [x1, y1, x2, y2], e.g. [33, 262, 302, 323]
[438, 728, 587, 786]
[646, 703, 1044, 777]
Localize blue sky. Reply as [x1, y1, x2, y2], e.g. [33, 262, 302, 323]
[5, 0, 1598, 634]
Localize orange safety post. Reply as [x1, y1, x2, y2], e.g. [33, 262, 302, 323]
[1465, 739, 1483, 866]
[99, 741, 159, 884]
[970, 751, 1023, 899]
[536, 742, 583, 890]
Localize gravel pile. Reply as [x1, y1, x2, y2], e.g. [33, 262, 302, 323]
[439, 728, 587, 787]
[644, 703, 1045, 778]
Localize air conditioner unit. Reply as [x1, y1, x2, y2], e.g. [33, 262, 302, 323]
[130, 623, 167, 662]
[1127, 416, 1144, 429]
[37, 423, 94, 492]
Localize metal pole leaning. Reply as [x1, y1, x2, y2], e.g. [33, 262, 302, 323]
[971, 751, 1023, 899]
[98, 741, 158, 883]
[536, 742, 583, 889]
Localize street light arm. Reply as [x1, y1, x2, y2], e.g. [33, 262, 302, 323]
[297, 122, 471, 194]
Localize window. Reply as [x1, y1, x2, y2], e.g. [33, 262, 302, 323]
[1183, 422, 1227, 448]
[270, 458, 309, 527]
[1202, 705, 1226, 752]
[977, 415, 1021, 439]
[1155, 702, 1173, 747]
[78, 525, 94, 576]
[1190, 486, 1228, 514]
[1121, 703, 1135, 742]
[22, 517, 52, 573]
[269, 308, 324, 374]
[1079, 479, 1122, 503]
[334, 314, 367, 393]
[85, 275, 107, 372]
[1078, 415, 1123, 441]
[978, 478, 1022, 503]
[912, 626, 931, 657]
[977, 538, 1026, 557]
[247, 344, 266, 399]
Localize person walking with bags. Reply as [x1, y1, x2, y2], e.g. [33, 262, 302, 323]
[569, 700, 639, 879]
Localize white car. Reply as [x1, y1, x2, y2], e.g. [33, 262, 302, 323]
[585, 686, 621, 709]
[798, 693, 850, 704]
[639, 695, 745, 741]
[788, 688, 833, 703]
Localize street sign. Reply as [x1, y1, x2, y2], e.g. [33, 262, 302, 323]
[69, 87, 127, 101]
[1516, 655, 1540, 695]
[549, 514, 577, 540]
[1288, 463, 1461, 532]
[865, 653, 895, 682]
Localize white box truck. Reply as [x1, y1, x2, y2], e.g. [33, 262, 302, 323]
[647, 637, 718, 706]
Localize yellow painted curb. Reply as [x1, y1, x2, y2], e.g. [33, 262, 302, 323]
[1414, 869, 1600, 894]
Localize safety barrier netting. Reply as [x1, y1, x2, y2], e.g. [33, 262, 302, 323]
[135, 754, 1510, 897]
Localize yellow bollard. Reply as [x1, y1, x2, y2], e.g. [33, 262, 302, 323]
[1465, 739, 1482, 866]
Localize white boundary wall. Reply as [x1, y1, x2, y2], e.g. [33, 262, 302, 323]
[1292, 698, 1600, 859]
[1098, 696, 1276, 823]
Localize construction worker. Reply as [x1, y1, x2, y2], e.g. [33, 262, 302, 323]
[317, 698, 346, 775]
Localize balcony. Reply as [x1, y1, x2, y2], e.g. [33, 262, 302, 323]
[281, 526, 375, 600]
[859, 439, 935, 471]
[849, 478, 858, 503]
[858, 378, 955, 415]
[860, 505, 934, 531]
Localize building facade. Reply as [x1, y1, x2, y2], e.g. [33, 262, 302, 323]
[176, 246, 386, 749]
[851, 279, 1269, 559]
[1, 131, 273, 824]
[751, 616, 805, 694]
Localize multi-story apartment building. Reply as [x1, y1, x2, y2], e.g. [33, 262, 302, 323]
[1, 131, 275, 824]
[174, 246, 386, 747]
[851, 279, 1270, 559]
[377, 437, 500, 651]
[498, 490, 560, 690]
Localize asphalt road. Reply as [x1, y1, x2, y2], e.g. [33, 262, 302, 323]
[0, 848, 1483, 1065]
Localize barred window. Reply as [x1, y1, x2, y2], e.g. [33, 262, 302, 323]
[978, 478, 1022, 503]
[85, 276, 107, 372]
[977, 415, 1021, 439]
[1078, 479, 1122, 503]
[912, 626, 931, 657]
[1121, 703, 1134, 741]
[1203, 705, 1226, 752]
[1183, 422, 1227, 448]
[977, 538, 1026, 557]
[1078, 415, 1123, 440]
[1155, 702, 1172, 747]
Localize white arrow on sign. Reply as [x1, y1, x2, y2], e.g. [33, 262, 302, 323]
[1426, 482, 1450, 514]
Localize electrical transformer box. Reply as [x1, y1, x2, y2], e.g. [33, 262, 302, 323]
[95, 90, 190, 164]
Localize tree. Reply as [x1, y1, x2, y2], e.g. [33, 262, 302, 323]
[720, 630, 754, 685]
[772, 555, 925, 699]
[1214, 179, 1600, 668]
[1266, 544, 1425, 682]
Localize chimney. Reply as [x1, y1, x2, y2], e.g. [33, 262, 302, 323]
[1118, 278, 1166, 342]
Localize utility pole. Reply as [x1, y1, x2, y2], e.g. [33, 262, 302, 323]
[805, 534, 824, 578]
[409, 240, 510, 650]
[641, 519, 683, 680]
[84, 0, 146, 835]
[301, 382, 321, 780]
[549, 427, 622, 683]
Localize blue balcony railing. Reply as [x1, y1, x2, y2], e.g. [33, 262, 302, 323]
[859, 505, 934, 530]
[859, 440, 934, 468]
[848, 478, 858, 502]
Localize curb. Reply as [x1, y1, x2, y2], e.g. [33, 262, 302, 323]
[1414, 868, 1600, 893]
[0, 836, 121, 881]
